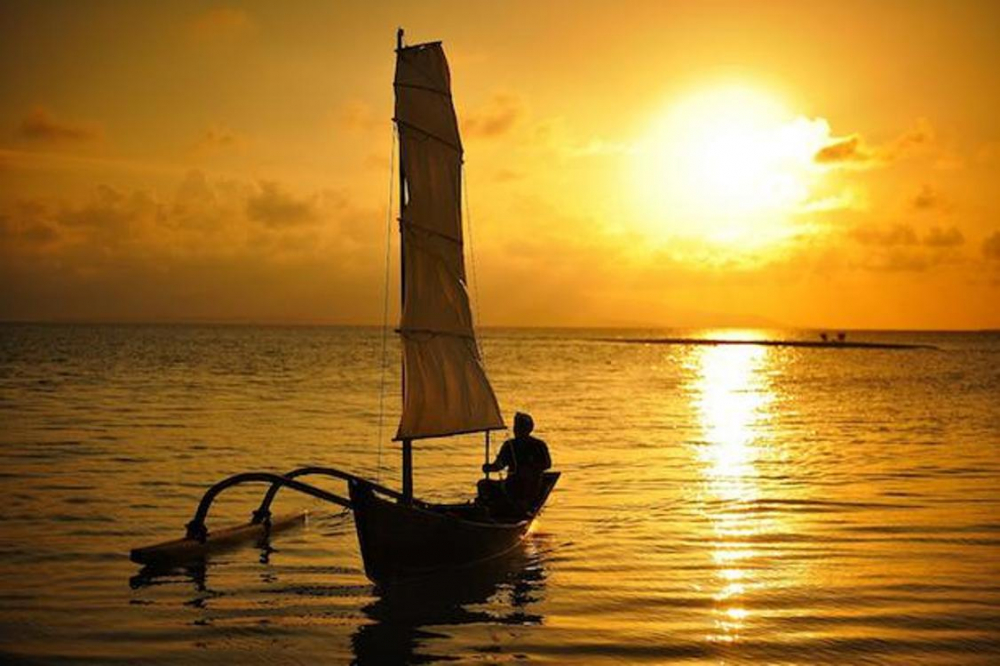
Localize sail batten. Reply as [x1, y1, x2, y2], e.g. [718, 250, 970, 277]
[393, 40, 504, 442]
[394, 118, 463, 152]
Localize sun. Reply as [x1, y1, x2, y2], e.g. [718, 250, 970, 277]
[631, 84, 829, 248]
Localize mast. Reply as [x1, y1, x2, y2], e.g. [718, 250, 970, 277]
[397, 28, 413, 502]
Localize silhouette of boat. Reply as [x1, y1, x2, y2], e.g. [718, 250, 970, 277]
[131, 29, 559, 583]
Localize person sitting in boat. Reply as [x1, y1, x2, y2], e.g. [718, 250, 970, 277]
[479, 412, 552, 516]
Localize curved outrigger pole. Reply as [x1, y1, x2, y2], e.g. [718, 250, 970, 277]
[130, 466, 418, 566]
[248, 466, 431, 528]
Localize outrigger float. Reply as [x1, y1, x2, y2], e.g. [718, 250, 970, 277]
[130, 30, 559, 584]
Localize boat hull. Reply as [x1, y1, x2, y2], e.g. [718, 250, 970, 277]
[349, 473, 558, 583]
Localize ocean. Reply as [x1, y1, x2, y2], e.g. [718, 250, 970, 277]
[0, 323, 998, 664]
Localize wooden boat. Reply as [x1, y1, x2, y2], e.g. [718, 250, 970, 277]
[350, 473, 559, 582]
[130, 29, 559, 583]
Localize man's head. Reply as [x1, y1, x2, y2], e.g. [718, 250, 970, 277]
[513, 411, 534, 437]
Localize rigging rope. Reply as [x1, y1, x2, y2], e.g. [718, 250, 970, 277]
[375, 126, 397, 482]
[463, 162, 486, 363]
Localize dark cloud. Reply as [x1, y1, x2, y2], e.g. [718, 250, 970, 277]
[56, 186, 159, 237]
[175, 170, 216, 206]
[866, 251, 930, 273]
[462, 93, 525, 138]
[844, 222, 965, 271]
[814, 135, 871, 164]
[194, 124, 243, 154]
[848, 223, 918, 247]
[0, 175, 387, 323]
[912, 184, 942, 210]
[0, 201, 59, 248]
[18, 107, 102, 142]
[983, 231, 1000, 261]
[923, 226, 964, 248]
[246, 181, 316, 227]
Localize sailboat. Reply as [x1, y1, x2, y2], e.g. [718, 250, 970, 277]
[130, 30, 559, 584]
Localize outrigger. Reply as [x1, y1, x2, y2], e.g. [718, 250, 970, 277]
[130, 30, 559, 584]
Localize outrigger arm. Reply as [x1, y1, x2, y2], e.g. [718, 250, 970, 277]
[130, 466, 417, 566]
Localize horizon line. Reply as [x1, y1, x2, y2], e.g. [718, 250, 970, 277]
[0, 318, 996, 334]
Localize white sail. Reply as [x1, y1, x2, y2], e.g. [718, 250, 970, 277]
[394, 41, 504, 441]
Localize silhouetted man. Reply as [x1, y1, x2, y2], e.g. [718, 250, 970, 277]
[481, 412, 552, 516]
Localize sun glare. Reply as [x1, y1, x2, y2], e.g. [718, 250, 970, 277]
[632, 84, 829, 248]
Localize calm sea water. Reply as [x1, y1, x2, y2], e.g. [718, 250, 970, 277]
[0, 324, 998, 664]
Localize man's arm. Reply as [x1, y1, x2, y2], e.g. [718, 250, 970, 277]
[482, 441, 511, 473]
[538, 439, 552, 470]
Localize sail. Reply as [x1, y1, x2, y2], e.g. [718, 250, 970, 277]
[393, 41, 504, 441]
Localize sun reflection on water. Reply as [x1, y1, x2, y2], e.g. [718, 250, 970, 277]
[689, 344, 775, 643]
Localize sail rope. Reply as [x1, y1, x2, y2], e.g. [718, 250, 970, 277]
[462, 162, 486, 363]
[375, 125, 397, 482]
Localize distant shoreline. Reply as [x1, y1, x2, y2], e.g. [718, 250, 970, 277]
[599, 337, 939, 350]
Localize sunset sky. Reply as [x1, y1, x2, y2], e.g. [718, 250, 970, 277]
[2, 0, 999, 329]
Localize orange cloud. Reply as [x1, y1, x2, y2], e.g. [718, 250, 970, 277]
[462, 93, 525, 138]
[814, 135, 871, 165]
[814, 119, 937, 167]
[848, 223, 918, 247]
[0, 200, 59, 248]
[193, 124, 245, 155]
[18, 107, 102, 143]
[0, 173, 388, 323]
[912, 184, 942, 211]
[983, 231, 1000, 261]
[884, 118, 935, 159]
[246, 181, 318, 228]
[923, 226, 964, 248]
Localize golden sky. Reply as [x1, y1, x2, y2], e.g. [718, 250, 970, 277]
[2, 0, 999, 329]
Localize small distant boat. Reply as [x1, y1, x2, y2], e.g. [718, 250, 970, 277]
[131, 30, 558, 583]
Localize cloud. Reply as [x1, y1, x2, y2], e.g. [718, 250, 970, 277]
[796, 191, 861, 214]
[923, 226, 964, 248]
[194, 124, 245, 155]
[0, 200, 59, 248]
[983, 231, 1000, 261]
[814, 135, 871, 165]
[18, 107, 102, 143]
[462, 93, 525, 138]
[57, 185, 148, 231]
[827, 218, 969, 274]
[189, 7, 255, 42]
[852, 246, 963, 274]
[912, 184, 943, 211]
[848, 223, 918, 247]
[864, 251, 931, 272]
[0, 174, 385, 322]
[246, 181, 318, 227]
[884, 118, 935, 159]
[814, 119, 937, 168]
